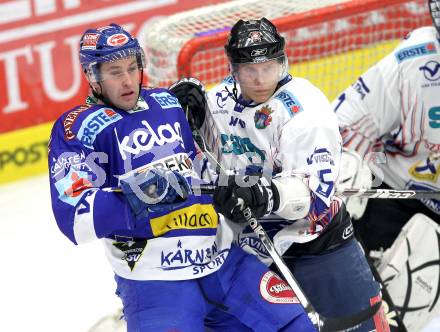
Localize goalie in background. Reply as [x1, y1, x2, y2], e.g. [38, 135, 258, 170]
[333, 0, 440, 252]
[170, 17, 389, 332]
[332, 0, 440, 330]
[48, 23, 317, 332]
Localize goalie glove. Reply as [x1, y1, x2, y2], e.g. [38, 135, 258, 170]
[169, 77, 206, 130]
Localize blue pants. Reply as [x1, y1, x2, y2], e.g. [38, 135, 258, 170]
[115, 245, 316, 332]
[283, 238, 388, 332]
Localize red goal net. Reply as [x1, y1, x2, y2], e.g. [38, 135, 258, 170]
[144, 0, 431, 99]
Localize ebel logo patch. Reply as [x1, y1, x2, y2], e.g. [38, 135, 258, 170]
[419, 61, 440, 81]
[395, 42, 437, 63]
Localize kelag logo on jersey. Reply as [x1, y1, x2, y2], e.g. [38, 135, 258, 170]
[395, 42, 437, 63]
[77, 108, 122, 149]
[419, 61, 440, 81]
[151, 92, 179, 109]
[116, 120, 185, 161]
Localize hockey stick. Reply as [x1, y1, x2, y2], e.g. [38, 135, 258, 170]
[193, 186, 440, 199]
[102, 185, 440, 200]
[191, 127, 382, 332]
[337, 188, 440, 199]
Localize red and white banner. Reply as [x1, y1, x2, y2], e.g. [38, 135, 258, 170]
[0, 0, 224, 134]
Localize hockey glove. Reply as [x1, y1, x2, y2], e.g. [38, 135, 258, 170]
[120, 168, 192, 219]
[169, 77, 206, 130]
[213, 175, 276, 223]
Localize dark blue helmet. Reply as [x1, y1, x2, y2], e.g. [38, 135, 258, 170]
[79, 23, 145, 81]
[429, 0, 440, 35]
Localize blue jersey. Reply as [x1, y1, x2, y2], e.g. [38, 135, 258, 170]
[48, 88, 234, 281]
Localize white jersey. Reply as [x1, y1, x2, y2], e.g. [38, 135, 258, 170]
[333, 26, 440, 216]
[203, 75, 344, 257]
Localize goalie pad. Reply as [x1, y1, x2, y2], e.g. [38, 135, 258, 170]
[339, 149, 372, 220]
[377, 213, 440, 331]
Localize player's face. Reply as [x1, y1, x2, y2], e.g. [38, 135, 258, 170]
[235, 60, 281, 103]
[93, 56, 141, 110]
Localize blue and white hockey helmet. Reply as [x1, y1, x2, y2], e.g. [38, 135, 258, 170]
[429, 0, 440, 35]
[79, 23, 146, 82]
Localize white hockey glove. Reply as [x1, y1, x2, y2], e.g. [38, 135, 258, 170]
[339, 149, 372, 220]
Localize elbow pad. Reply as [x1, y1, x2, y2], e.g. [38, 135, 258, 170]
[272, 176, 311, 220]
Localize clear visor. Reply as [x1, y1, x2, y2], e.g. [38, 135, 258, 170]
[230, 55, 288, 90]
[86, 48, 146, 82]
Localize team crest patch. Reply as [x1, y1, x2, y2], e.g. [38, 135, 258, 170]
[254, 105, 273, 129]
[260, 271, 299, 304]
[113, 238, 148, 271]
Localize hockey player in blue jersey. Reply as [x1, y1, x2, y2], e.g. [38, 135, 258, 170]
[47, 23, 316, 331]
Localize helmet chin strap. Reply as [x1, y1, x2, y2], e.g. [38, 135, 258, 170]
[89, 69, 144, 110]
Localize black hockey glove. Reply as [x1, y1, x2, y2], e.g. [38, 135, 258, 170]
[169, 77, 206, 130]
[213, 175, 277, 223]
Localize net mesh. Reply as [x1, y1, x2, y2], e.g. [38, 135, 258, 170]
[144, 0, 431, 100]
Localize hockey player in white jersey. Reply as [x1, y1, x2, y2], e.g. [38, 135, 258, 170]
[170, 17, 389, 331]
[333, 0, 440, 249]
[48, 23, 317, 332]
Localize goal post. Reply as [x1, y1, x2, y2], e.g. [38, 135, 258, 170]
[144, 0, 431, 100]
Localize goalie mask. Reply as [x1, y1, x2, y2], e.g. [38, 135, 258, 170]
[225, 18, 288, 100]
[79, 23, 146, 82]
[429, 0, 440, 36]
